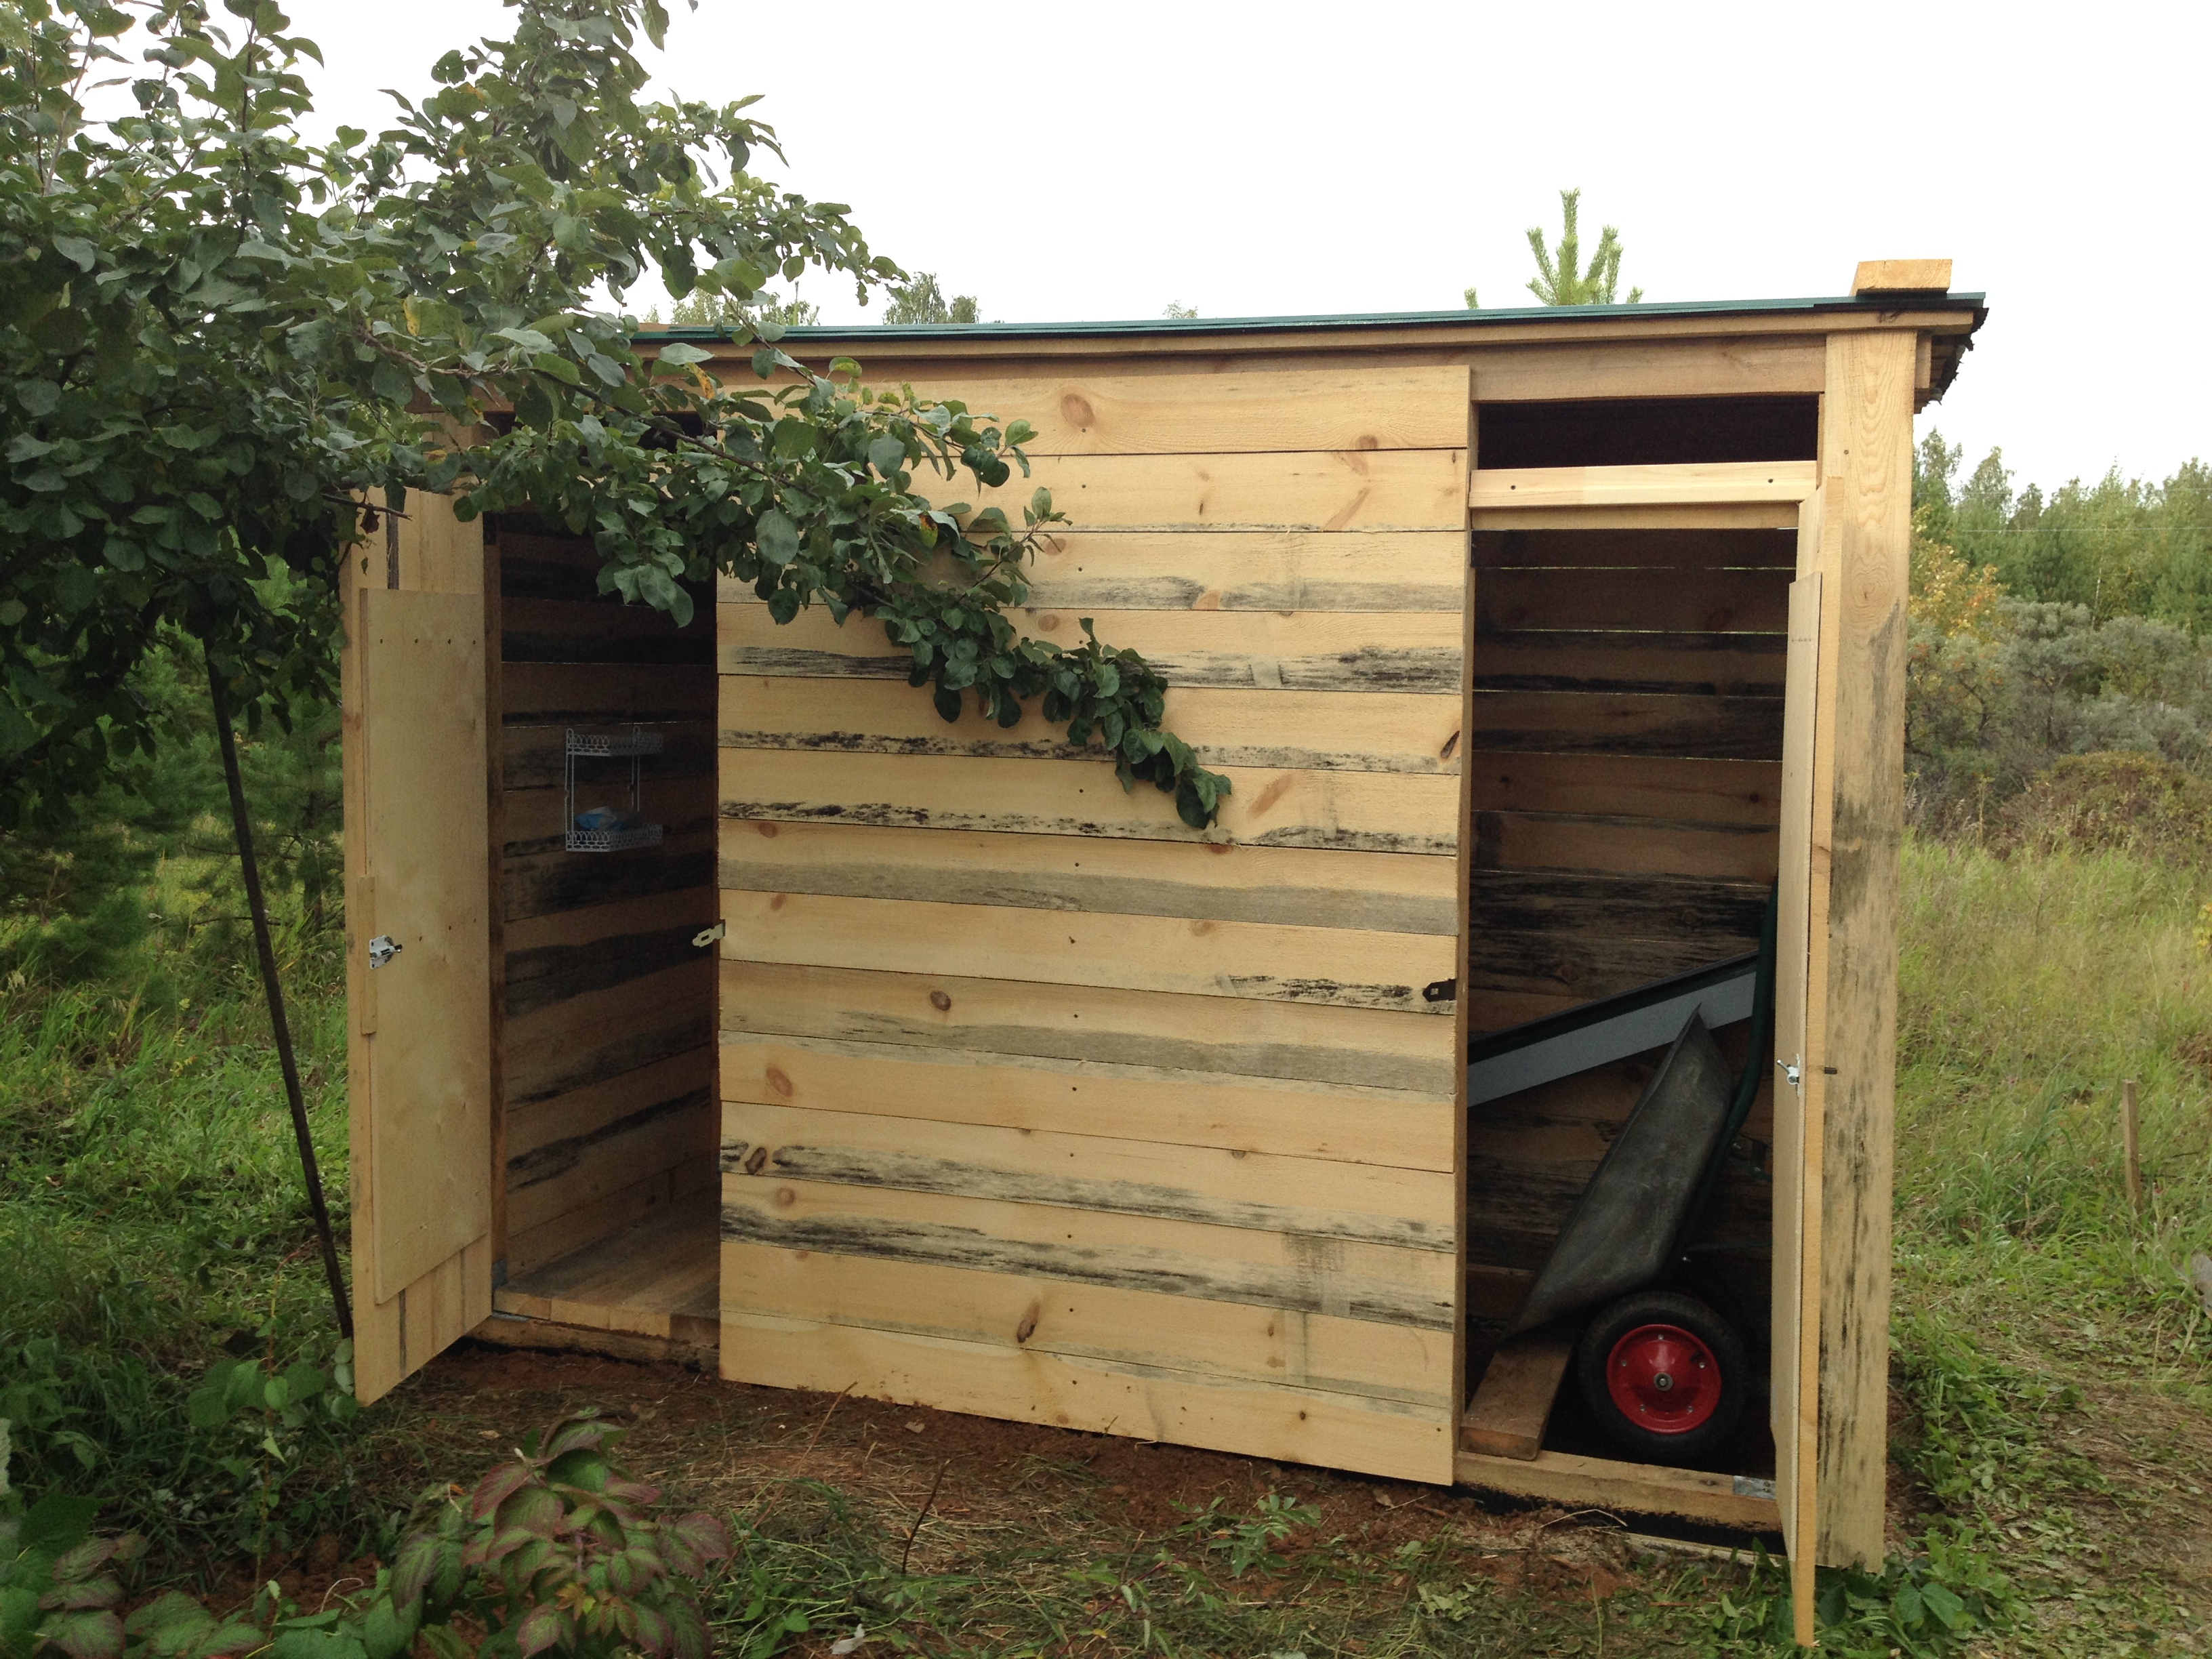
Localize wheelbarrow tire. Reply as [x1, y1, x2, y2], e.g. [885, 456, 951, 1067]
[1575, 1290, 1747, 1466]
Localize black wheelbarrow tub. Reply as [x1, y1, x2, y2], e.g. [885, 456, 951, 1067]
[1504, 1011, 1736, 1334]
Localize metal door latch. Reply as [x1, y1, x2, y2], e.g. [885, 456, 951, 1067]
[367, 935, 402, 970]
[692, 920, 726, 949]
[1783, 1057, 1803, 1087]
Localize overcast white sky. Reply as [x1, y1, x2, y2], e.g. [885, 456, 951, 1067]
[279, 0, 2206, 494]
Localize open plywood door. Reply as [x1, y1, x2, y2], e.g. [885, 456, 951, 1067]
[1771, 569, 1825, 1645]
[345, 506, 496, 1404]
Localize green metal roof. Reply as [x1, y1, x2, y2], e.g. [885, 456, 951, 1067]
[639, 291, 1988, 345]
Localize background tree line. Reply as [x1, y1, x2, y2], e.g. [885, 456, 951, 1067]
[1908, 433, 2212, 854]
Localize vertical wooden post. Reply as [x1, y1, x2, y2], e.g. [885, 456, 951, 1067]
[2121, 1080, 2142, 1212]
[1809, 327, 1917, 1576]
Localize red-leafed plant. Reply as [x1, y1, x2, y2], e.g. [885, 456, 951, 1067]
[1, 1410, 729, 1659]
[378, 1410, 731, 1659]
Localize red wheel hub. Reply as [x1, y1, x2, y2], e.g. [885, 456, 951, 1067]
[1605, 1322, 1722, 1434]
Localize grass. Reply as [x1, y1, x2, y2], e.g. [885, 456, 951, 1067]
[5, 834, 2211, 1655]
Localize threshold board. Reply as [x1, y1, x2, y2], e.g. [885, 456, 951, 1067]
[491, 1190, 720, 1349]
[1456, 1444, 1780, 1530]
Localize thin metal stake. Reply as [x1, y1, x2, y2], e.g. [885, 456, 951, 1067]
[207, 653, 354, 1338]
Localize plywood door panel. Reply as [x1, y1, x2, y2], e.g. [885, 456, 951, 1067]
[718, 1035, 1454, 1169]
[721, 1100, 1456, 1244]
[718, 819, 1458, 935]
[718, 960, 1460, 1095]
[719, 602, 1467, 693]
[907, 447, 1469, 531]
[1771, 571, 1824, 1608]
[721, 1177, 1453, 1332]
[719, 749, 1461, 855]
[722, 1242, 1454, 1405]
[720, 676, 1465, 775]
[361, 589, 494, 1301]
[718, 1301, 1452, 1482]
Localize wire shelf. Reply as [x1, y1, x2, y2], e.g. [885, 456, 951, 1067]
[565, 724, 665, 854]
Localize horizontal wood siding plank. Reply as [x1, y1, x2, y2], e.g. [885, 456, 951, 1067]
[1470, 527, 1798, 570]
[501, 781, 715, 853]
[719, 603, 1465, 693]
[506, 918, 716, 1019]
[718, 1302, 1452, 1483]
[1472, 635, 1784, 698]
[503, 722, 715, 794]
[1473, 811, 1780, 882]
[508, 1159, 713, 1279]
[1469, 867, 1770, 939]
[720, 678, 1464, 775]
[501, 884, 717, 956]
[504, 959, 714, 1106]
[502, 596, 715, 665]
[911, 448, 1468, 531]
[720, 750, 1461, 855]
[720, 1179, 1453, 1329]
[1467, 335, 1825, 403]
[1465, 751, 1781, 825]
[1469, 460, 1816, 510]
[821, 365, 1469, 456]
[720, 1101, 1454, 1246]
[508, 1086, 714, 1239]
[718, 819, 1457, 935]
[505, 832, 716, 924]
[501, 661, 716, 724]
[720, 1242, 1454, 1405]
[717, 960, 1458, 1094]
[722, 887, 1454, 1013]
[1466, 691, 1783, 761]
[508, 1046, 715, 1164]
[1475, 568, 1790, 636]
[720, 530, 1469, 614]
[718, 1034, 1452, 1168]
[1465, 933, 1764, 1006]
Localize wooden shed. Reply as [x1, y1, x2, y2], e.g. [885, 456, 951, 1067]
[340, 263, 1985, 1627]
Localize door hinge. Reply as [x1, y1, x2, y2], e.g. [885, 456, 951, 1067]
[367, 935, 403, 970]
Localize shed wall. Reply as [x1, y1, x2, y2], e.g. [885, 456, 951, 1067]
[716, 362, 1473, 1480]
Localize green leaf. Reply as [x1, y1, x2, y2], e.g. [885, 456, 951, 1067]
[37, 1608, 123, 1659]
[756, 510, 800, 566]
[867, 436, 905, 479]
[52, 235, 97, 272]
[654, 342, 714, 367]
[495, 327, 556, 352]
[17, 380, 61, 415]
[529, 353, 581, 386]
[370, 359, 413, 403]
[21, 1494, 98, 1553]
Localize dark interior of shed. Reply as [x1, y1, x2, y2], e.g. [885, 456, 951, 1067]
[1461, 392, 1801, 1475]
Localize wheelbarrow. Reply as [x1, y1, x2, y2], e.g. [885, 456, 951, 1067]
[1463, 888, 1777, 1467]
